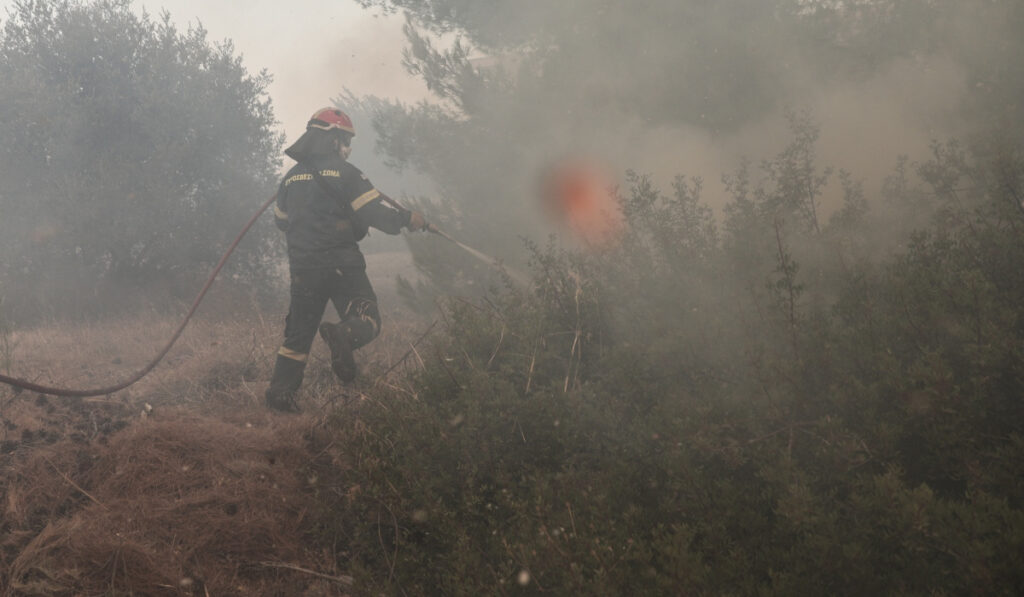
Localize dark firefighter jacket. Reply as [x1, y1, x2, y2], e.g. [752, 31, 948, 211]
[274, 155, 411, 270]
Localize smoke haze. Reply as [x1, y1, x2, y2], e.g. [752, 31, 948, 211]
[339, 0, 1024, 274]
[0, 0, 992, 209]
[125, 0, 428, 146]
[622, 53, 970, 211]
[1, 0, 1019, 309]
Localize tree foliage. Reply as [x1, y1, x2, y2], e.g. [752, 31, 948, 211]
[0, 0, 283, 320]
[358, 0, 1024, 130]
[351, 0, 1024, 310]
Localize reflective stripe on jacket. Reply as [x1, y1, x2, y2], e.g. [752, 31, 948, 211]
[275, 155, 409, 269]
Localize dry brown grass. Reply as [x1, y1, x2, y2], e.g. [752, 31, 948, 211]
[3, 411, 338, 595]
[0, 266, 435, 595]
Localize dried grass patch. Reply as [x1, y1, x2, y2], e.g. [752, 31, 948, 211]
[2, 409, 346, 596]
[0, 300, 433, 594]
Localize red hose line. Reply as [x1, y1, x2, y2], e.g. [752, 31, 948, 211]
[0, 194, 278, 397]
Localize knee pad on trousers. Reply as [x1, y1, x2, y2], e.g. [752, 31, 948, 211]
[342, 298, 381, 349]
[342, 317, 378, 350]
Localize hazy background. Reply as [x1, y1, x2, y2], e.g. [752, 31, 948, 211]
[0, 0, 985, 211]
[1, 0, 1020, 319]
[0, 0, 429, 172]
[0, 0, 434, 323]
[130, 0, 427, 146]
[0, 0, 973, 197]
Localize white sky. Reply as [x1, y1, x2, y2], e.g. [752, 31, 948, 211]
[133, 0, 427, 145]
[1, 0, 427, 146]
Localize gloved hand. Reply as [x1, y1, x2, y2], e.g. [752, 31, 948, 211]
[406, 210, 429, 232]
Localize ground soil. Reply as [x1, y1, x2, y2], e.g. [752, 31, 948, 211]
[0, 252, 430, 596]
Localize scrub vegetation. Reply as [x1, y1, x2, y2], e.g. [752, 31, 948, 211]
[326, 0, 1024, 593]
[1, 0, 1023, 594]
[320, 117, 1024, 595]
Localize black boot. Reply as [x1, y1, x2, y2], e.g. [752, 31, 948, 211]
[266, 354, 305, 412]
[318, 322, 356, 382]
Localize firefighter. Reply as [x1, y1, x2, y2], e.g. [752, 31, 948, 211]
[265, 107, 428, 412]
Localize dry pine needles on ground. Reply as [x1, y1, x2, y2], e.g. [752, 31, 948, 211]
[2, 409, 347, 596]
[0, 277, 429, 595]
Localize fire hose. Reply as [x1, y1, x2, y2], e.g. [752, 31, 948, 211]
[0, 194, 278, 397]
[0, 194, 521, 398]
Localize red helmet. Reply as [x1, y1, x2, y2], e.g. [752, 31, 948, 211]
[307, 107, 355, 135]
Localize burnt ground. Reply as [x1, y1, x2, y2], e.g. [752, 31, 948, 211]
[0, 252, 430, 596]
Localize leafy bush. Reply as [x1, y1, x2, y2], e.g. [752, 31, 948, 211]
[318, 128, 1024, 594]
[0, 0, 283, 320]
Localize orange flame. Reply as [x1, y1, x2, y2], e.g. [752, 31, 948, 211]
[541, 161, 624, 250]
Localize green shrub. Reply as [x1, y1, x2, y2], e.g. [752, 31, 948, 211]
[317, 131, 1024, 595]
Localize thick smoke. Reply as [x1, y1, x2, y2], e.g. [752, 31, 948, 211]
[355, 0, 1021, 271]
[621, 54, 971, 213]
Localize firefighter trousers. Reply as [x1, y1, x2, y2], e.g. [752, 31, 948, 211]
[267, 267, 381, 400]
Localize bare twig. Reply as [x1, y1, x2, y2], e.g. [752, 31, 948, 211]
[376, 380, 417, 399]
[525, 346, 537, 394]
[44, 457, 105, 508]
[486, 324, 506, 369]
[376, 509, 392, 580]
[563, 331, 578, 394]
[564, 279, 583, 393]
[567, 502, 578, 538]
[375, 320, 438, 382]
[461, 347, 477, 370]
[746, 421, 818, 446]
[390, 504, 401, 584]
[258, 561, 353, 586]
[410, 342, 425, 369]
[452, 296, 487, 312]
[375, 502, 401, 586]
[481, 296, 508, 322]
